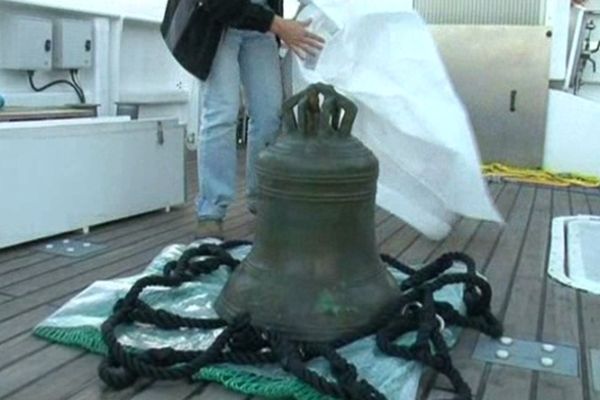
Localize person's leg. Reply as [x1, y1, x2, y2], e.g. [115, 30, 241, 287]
[239, 31, 283, 213]
[197, 30, 243, 224]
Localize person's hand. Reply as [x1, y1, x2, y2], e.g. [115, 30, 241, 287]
[270, 16, 325, 59]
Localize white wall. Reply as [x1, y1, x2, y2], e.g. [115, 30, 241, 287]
[6, 0, 300, 21]
[544, 2, 600, 177]
[546, 0, 571, 80]
[544, 89, 600, 176]
[119, 0, 169, 21]
[1, 0, 168, 21]
[0, 0, 303, 140]
[3, 0, 598, 177]
[0, 3, 101, 108]
[0, 0, 197, 129]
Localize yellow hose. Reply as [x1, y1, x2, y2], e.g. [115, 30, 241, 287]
[482, 163, 600, 188]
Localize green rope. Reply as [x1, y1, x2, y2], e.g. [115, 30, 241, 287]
[34, 325, 331, 399]
[34, 326, 108, 355]
[196, 368, 334, 400]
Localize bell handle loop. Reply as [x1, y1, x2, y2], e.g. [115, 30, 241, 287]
[282, 108, 298, 134]
[297, 92, 320, 137]
[296, 97, 309, 136]
[336, 96, 358, 136]
[319, 96, 340, 132]
[281, 83, 358, 137]
[314, 84, 357, 136]
[330, 101, 342, 131]
[282, 91, 305, 134]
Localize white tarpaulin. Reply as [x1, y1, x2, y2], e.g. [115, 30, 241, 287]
[287, 0, 503, 240]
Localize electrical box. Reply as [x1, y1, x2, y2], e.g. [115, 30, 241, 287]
[52, 19, 93, 69]
[0, 16, 53, 70]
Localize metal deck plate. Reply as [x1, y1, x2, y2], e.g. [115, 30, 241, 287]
[591, 349, 600, 391]
[472, 335, 579, 377]
[39, 238, 106, 257]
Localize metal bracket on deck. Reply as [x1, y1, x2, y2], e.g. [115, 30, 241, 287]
[472, 334, 579, 377]
[39, 238, 106, 257]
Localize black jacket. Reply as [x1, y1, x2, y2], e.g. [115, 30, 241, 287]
[161, 0, 284, 81]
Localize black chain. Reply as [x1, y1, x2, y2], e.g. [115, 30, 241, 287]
[98, 241, 502, 399]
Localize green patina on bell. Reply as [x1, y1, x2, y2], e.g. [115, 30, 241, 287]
[215, 83, 399, 342]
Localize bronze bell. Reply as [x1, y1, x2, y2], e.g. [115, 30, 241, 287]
[215, 84, 399, 342]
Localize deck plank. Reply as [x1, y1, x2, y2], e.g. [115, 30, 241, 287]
[1, 205, 247, 298]
[0, 198, 248, 291]
[396, 231, 440, 268]
[0, 344, 85, 398]
[471, 185, 537, 399]
[0, 153, 250, 400]
[0, 210, 195, 296]
[382, 224, 422, 259]
[0, 305, 57, 344]
[192, 384, 249, 400]
[2, 172, 599, 399]
[0, 333, 50, 371]
[0, 158, 232, 273]
[417, 183, 505, 398]
[483, 187, 556, 400]
[410, 183, 504, 268]
[376, 215, 406, 247]
[431, 183, 521, 393]
[128, 381, 201, 400]
[569, 189, 598, 400]
[0, 232, 248, 400]
[5, 354, 99, 400]
[0, 192, 249, 317]
[0, 252, 57, 279]
[583, 190, 600, 400]
[62, 372, 155, 400]
[541, 189, 579, 344]
[0, 247, 38, 265]
[0, 226, 199, 322]
[0, 207, 189, 282]
[48, 210, 255, 310]
[533, 189, 586, 400]
[0, 202, 195, 274]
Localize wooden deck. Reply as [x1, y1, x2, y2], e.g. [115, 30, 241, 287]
[1, 152, 600, 400]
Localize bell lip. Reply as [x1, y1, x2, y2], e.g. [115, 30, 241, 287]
[214, 290, 401, 343]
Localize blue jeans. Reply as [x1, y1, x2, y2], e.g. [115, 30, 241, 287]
[197, 29, 283, 221]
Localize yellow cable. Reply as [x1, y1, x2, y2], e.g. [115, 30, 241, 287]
[482, 163, 600, 188]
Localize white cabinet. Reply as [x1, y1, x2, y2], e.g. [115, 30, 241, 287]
[0, 118, 186, 249]
[430, 26, 552, 167]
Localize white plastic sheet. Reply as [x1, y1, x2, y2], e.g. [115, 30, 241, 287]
[287, 0, 503, 240]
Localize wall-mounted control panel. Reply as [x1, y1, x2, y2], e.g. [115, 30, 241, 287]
[53, 19, 94, 69]
[0, 16, 53, 70]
